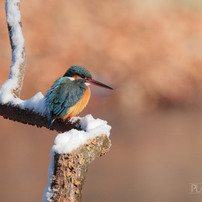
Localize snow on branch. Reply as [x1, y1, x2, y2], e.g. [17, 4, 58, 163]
[0, 0, 81, 133]
[43, 115, 112, 201]
[1, 0, 26, 100]
[1, 2, 112, 201]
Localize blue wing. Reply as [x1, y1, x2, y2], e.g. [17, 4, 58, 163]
[45, 77, 85, 127]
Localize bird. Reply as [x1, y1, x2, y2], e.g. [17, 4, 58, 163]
[45, 65, 113, 128]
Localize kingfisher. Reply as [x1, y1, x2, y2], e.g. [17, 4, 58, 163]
[45, 65, 113, 128]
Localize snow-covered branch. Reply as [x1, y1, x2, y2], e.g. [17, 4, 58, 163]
[46, 135, 111, 201]
[43, 116, 111, 201]
[4, 0, 26, 98]
[1, 1, 112, 201]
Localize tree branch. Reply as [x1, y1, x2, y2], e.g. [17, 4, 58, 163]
[0, 103, 81, 133]
[2, 2, 112, 202]
[44, 134, 111, 202]
[5, 0, 26, 98]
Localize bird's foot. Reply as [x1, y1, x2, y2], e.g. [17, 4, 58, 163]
[66, 116, 80, 124]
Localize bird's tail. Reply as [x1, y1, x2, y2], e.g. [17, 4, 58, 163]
[48, 119, 54, 128]
[47, 113, 55, 128]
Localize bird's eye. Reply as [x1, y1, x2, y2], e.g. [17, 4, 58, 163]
[80, 75, 89, 80]
[82, 76, 88, 80]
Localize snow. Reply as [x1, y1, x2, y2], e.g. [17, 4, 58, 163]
[43, 114, 111, 201]
[0, 87, 46, 115]
[42, 149, 57, 202]
[53, 114, 111, 153]
[18, 92, 46, 114]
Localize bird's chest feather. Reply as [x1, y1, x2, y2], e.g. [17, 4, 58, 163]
[60, 87, 91, 119]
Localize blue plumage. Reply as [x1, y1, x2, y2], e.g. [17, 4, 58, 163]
[45, 77, 86, 127]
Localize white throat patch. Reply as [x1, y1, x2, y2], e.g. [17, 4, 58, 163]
[85, 82, 91, 86]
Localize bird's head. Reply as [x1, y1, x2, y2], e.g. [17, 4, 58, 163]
[63, 65, 113, 90]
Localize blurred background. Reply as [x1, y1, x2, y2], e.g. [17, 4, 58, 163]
[1, 0, 202, 201]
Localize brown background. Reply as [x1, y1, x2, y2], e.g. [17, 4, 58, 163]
[1, 0, 202, 201]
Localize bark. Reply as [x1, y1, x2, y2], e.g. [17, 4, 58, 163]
[51, 134, 111, 202]
[12, 48, 26, 97]
[0, 103, 81, 133]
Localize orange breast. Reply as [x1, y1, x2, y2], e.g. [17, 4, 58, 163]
[60, 87, 91, 120]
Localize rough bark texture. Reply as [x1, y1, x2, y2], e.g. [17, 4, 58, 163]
[0, 103, 81, 132]
[51, 134, 111, 202]
[12, 48, 26, 97]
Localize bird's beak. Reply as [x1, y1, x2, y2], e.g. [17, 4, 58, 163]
[87, 79, 113, 90]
